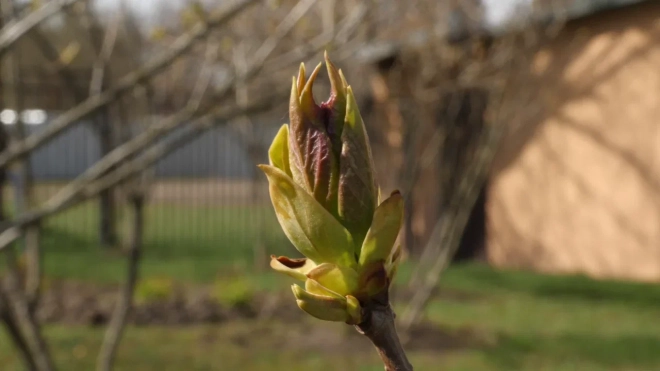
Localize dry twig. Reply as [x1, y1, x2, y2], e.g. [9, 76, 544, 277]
[0, 0, 259, 168]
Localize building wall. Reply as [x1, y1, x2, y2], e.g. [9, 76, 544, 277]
[487, 2, 660, 281]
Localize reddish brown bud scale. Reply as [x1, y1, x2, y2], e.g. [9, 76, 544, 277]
[288, 68, 340, 216]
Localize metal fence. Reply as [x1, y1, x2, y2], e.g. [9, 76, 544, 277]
[4, 112, 287, 263]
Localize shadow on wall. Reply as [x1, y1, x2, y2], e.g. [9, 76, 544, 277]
[487, 0, 660, 280]
[493, 0, 660, 174]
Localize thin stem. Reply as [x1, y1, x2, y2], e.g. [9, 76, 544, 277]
[96, 194, 144, 371]
[355, 301, 413, 371]
[1, 291, 38, 371]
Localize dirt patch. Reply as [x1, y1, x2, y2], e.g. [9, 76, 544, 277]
[201, 318, 491, 355]
[405, 323, 496, 351]
[33, 280, 491, 354]
[277, 322, 489, 354]
[36, 281, 259, 326]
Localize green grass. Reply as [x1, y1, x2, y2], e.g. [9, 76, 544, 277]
[33, 201, 294, 283]
[417, 264, 660, 370]
[2, 263, 660, 370]
[0, 322, 451, 371]
[2, 201, 660, 370]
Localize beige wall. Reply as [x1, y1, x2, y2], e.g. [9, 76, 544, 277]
[487, 2, 660, 281]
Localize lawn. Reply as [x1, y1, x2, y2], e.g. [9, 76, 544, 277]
[36, 200, 294, 284]
[2, 264, 660, 370]
[1, 200, 660, 370]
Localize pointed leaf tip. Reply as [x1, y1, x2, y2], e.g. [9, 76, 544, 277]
[290, 76, 301, 116]
[324, 53, 344, 98]
[256, 164, 268, 173]
[297, 63, 306, 93]
[268, 124, 291, 176]
[338, 69, 348, 89]
[300, 62, 323, 114]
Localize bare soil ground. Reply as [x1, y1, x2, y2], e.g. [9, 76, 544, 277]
[33, 281, 491, 354]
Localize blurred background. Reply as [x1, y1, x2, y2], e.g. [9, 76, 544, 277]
[0, 0, 659, 370]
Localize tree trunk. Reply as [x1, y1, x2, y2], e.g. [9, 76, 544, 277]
[97, 192, 144, 371]
[0, 297, 38, 371]
[97, 113, 118, 249]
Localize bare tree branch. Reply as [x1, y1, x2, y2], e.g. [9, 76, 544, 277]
[261, 4, 366, 72]
[0, 0, 259, 168]
[0, 122, 53, 370]
[1, 5, 46, 369]
[0, 0, 79, 57]
[0, 91, 282, 255]
[1, 248, 55, 371]
[0, 2, 366, 256]
[398, 122, 503, 333]
[83, 6, 131, 250]
[34, 0, 319, 227]
[90, 12, 367, 201]
[87, 7, 367, 203]
[0, 29, 363, 257]
[96, 68, 154, 369]
[249, 0, 319, 68]
[27, 28, 86, 101]
[95, 193, 145, 371]
[88, 92, 283, 200]
[88, 10, 121, 96]
[187, 39, 221, 112]
[0, 289, 38, 371]
[396, 44, 522, 331]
